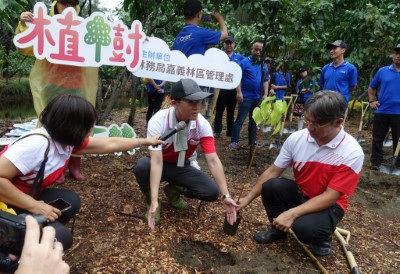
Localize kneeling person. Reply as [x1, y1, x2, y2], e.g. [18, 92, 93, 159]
[134, 78, 238, 229]
[237, 91, 364, 256]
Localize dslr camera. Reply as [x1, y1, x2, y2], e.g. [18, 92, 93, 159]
[0, 210, 47, 256]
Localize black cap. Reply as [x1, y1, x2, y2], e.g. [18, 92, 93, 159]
[224, 36, 235, 43]
[58, 0, 79, 4]
[393, 44, 400, 51]
[171, 79, 212, 101]
[326, 40, 347, 50]
[183, 0, 203, 17]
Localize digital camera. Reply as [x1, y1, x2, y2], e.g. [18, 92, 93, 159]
[0, 211, 47, 256]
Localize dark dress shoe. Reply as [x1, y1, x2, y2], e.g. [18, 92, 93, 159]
[253, 227, 287, 244]
[310, 241, 332, 256]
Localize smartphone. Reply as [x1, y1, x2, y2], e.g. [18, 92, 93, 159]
[48, 198, 72, 213]
[201, 14, 213, 22]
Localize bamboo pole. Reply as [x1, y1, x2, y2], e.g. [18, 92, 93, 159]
[289, 229, 329, 274]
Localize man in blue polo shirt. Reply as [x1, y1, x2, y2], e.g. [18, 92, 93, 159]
[319, 40, 358, 106]
[173, 0, 227, 56]
[230, 40, 269, 149]
[368, 44, 400, 170]
[213, 36, 245, 138]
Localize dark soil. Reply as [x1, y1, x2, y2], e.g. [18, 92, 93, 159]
[1, 108, 399, 274]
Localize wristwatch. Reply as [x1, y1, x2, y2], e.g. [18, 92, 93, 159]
[222, 194, 232, 200]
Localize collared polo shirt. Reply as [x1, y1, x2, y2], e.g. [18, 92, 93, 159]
[239, 56, 269, 100]
[147, 108, 215, 163]
[228, 52, 245, 65]
[173, 24, 221, 57]
[319, 60, 358, 105]
[274, 127, 364, 212]
[272, 71, 291, 100]
[369, 64, 400, 115]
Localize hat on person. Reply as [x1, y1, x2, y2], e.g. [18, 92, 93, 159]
[298, 67, 308, 73]
[171, 79, 212, 101]
[393, 44, 400, 51]
[326, 40, 347, 50]
[183, 0, 203, 17]
[264, 57, 272, 63]
[57, 0, 79, 4]
[224, 36, 235, 43]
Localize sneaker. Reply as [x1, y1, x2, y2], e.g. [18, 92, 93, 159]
[253, 142, 266, 148]
[253, 227, 287, 244]
[163, 184, 188, 210]
[309, 241, 332, 257]
[213, 132, 221, 138]
[190, 160, 201, 170]
[369, 165, 380, 171]
[229, 142, 238, 149]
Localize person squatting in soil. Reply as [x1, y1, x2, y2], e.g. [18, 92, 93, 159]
[133, 78, 238, 230]
[16, 0, 99, 184]
[0, 94, 163, 256]
[229, 40, 269, 149]
[368, 44, 400, 170]
[212, 36, 245, 138]
[237, 91, 364, 257]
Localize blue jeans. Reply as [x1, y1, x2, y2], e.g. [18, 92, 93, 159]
[231, 97, 258, 145]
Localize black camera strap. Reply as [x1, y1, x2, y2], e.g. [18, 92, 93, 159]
[9, 133, 50, 198]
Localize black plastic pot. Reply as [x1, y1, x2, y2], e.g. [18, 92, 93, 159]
[223, 213, 242, 235]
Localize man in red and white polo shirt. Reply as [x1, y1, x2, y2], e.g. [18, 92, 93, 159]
[134, 78, 238, 229]
[237, 91, 364, 257]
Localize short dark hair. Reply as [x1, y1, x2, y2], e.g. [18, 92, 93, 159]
[304, 91, 346, 123]
[298, 67, 308, 74]
[40, 94, 97, 147]
[183, 0, 203, 19]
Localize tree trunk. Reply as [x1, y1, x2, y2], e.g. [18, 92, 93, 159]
[95, 76, 103, 122]
[98, 68, 128, 125]
[127, 75, 140, 127]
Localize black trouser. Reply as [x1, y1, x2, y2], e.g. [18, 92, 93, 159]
[371, 113, 400, 166]
[146, 92, 164, 125]
[15, 188, 81, 250]
[260, 178, 344, 245]
[213, 88, 237, 135]
[133, 156, 219, 201]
